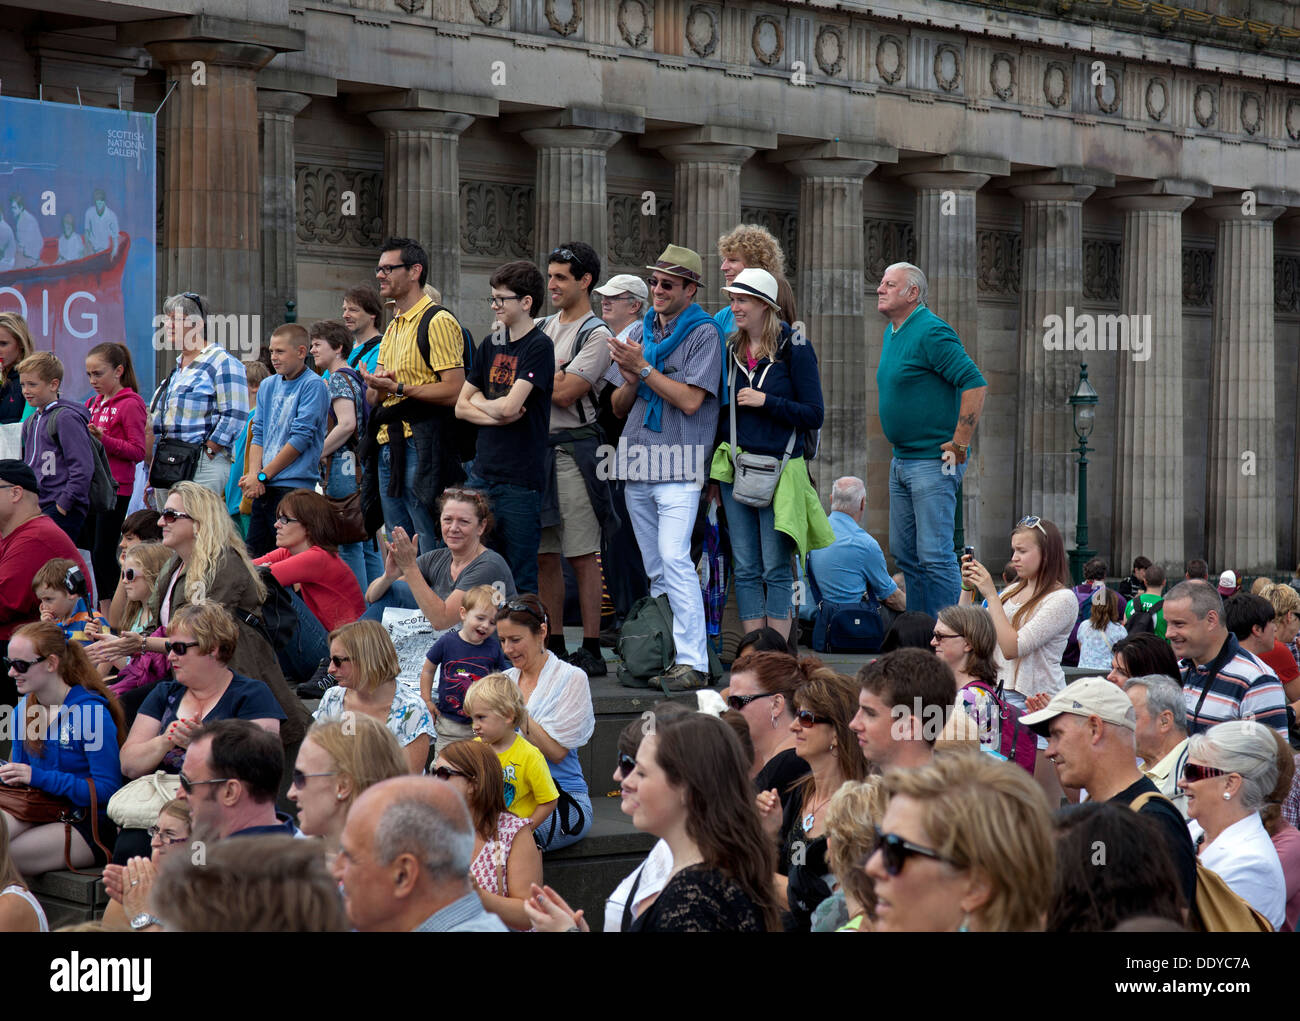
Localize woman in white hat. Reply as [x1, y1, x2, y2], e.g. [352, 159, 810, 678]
[710, 268, 826, 642]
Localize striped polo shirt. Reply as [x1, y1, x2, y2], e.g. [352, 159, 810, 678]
[1180, 632, 1288, 736]
[375, 294, 465, 444]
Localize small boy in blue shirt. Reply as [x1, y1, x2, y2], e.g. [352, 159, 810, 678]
[421, 584, 511, 755]
[33, 558, 111, 651]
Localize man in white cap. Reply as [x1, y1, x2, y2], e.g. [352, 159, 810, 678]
[1021, 676, 1197, 909]
[593, 274, 649, 341]
[1217, 569, 1239, 599]
[602, 244, 722, 689]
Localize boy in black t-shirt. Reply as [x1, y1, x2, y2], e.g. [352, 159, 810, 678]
[454, 260, 554, 595]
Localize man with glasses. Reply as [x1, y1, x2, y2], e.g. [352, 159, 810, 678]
[601, 244, 722, 690]
[179, 719, 298, 841]
[0, 460, 88, 689]
[360, 237, 468, 554]
[875, 261, 987, 618]
[1021, 676, 1197, 908]
[455, 260, 554, 595]
[593, 273, 648, 340]
[536, 243, 619, 676]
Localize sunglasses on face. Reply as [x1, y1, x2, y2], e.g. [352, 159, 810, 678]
[932, 631, 962, 642]
[330, 655, 351, 668]
[647, 276, 679, 292]
[159, 508, 193, 524]
[291, 769, 337, 789]
[1182, 763, 1228, 783]
[795, 709, 833, 728]
[726, 691, 776, 711]
[123, 567, 142, 583]
[165, 640, 200, 657]
[4, 655, 47, 674]
[1016, 515, 1047, 536]
[178, 772, 231, 795]
[617, 753, 637, 777]
[431, 765, 466, 782]
[874, 828, 956, 876]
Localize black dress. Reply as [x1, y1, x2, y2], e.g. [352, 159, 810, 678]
[630, 865, 766, 932]
[777, 788, 832, 932]
[754, 746, 811, 815]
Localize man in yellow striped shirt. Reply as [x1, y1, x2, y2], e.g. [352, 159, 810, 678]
[361, 237, 467, 552]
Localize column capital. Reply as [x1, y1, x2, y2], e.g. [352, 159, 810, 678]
[888, 153, 1009, 178]
[349, 88, 497, 121]
[1009, 183, 1097, 204]
[1107, 178, 1210, 213]
[145, 39, 278, 73]
[1109, 194, 1197, 214]
[658, 143, 757, 168]
[1004, 165, 1115, 191]
[784, 158, 878, 181]
[901, 171, 991, 193]
[642, 124, 775, 158]
[1199, 193, 1285, 223]
[256, 89, 311, 118]
[119, 14, 304, 55]
[366, 110, 476, 137]
[502, 106, 643, 136]
[520, 127, 623, 153]
[770, 139, 895, 176]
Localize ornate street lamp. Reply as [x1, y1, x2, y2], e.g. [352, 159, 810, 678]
[1067, 363, 1098, 585]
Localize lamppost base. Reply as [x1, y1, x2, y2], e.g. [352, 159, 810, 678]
[1069, 547, 1096, 587]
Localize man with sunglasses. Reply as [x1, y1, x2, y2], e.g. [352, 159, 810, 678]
[178, 719, 297, 841]
[600, 244, 722, 690]
[1021, 676, 1197, 910]
[360, 237, 469, 554]
[0, 460, 88, 696]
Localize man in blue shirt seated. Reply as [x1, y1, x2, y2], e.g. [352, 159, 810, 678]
[801, 476, 907, 625]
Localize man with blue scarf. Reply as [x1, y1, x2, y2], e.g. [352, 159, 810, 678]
[603, 245, 722, 690]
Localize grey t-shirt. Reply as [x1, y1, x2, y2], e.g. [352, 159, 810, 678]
[415, 547, 517, 600]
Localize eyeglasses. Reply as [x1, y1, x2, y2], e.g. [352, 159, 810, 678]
[164, 640, 200, 657]
[375, 262, 411, 277]
[932, 631, 962, 642]
[3, 655, 47, 674]
[600, 294, 637, 303]
[159, 508, 194, 524]
[501, 600, 545, 625]
[431, 765, 467, 782]
[488, 294, 523, 308]
[0, 484, 18, 493]
[1016, 515, 1047, 536]
[1182, 763, 1228, 784]
[178, 772, 232, 795]
[330, 655, 351, 668]
[291, 769, 337, 789]
[727, 691, 776, 711]
[647, 276, 680, 292]
[275, 515, 300, 526]
[617, 753, 637, 777]
[874, 828, 957, 876]
[795, 709, 833, 728]
[147, 826, 189, 846]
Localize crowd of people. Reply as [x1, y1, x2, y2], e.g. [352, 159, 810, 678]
[0, 221, 1296, 934]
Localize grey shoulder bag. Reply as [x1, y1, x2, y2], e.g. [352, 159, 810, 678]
[728, 353, 795, 509]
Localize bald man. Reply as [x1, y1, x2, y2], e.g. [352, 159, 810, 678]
[333, 775, 507, 932]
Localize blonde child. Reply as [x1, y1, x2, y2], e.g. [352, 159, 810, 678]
[420, 584, 511, 755]
[464, 672, 558, 833]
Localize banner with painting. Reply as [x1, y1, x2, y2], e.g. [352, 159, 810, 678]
[0, 95, 156, 403]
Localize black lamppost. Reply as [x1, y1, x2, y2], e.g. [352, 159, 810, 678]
[1067, 363, 1098, 585]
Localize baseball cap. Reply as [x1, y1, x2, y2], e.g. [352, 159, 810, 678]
[1019, 676, 1138, 736]
[1218, 570, 1238, 596]
[593, 274, 649, 303]
[0, 459, 38, 493]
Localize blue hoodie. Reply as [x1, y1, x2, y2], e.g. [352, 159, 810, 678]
[721, 322, 824, 458]
[21, 397, 94, 514]
[11, 684, 122, 813]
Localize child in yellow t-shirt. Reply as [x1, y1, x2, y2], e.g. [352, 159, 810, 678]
[465, 672, 558, 833]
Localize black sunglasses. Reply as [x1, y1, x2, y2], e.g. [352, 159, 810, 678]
[291, 769, 337, 789]
[795, 709, 833, 728]
[500, 600, 545, 625]
[165, 640, 200, 657]
[330, 655, 351, 668]
[727, 691, 776, 711]
[1182, 763, 1228, 783]
[3, 655, 47, 674]
[874, 827, 957, 876]
[181, 291, 206, 320]
[122, 567, 141, 582]
[647, 276, 680, 292]
[617, 753, 637, 777]
[159, 508, 194, 524]
[178, 772, 232, 795]
[431, 765, 467, 782]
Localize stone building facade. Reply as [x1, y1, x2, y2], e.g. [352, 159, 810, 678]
[4, 0, 1300, 575]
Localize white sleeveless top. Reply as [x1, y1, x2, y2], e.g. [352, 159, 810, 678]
[1, 884, 49, 931]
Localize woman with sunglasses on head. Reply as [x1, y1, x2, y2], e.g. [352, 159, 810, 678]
[960, 515, 1076, 799]
[312, 620, 433, 775]
[1179, 719, 1286, 930]
[726, 650, 809, 801]
[100, 799, 190, 931]
[252, 488, 364, 685]
[431, 739, 543, 930]
[756, 661, 869, 931]
[495, 593, 594, 851]
[287, 716, 407, 868]
[866, 749, 1055, 931]
[0, 621, 126, 876]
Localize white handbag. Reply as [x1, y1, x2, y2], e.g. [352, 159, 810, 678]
[106, 770, 183, 830]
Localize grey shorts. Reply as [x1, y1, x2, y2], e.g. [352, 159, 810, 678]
[538, 448, 601, 558]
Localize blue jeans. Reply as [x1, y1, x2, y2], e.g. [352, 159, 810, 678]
[888, 456, 966, 618]
[362, 579, 418, 622]
[465, 473, 540, 596]
[276, 589, 330, 684]
[535, 787, 593, 852]
[326, 452, 382, 591]
[377, 437, 440, 554]
[720, 482, 795, 622]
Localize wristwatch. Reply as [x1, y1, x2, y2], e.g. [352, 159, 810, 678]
[130, 912, 161, 931]
[396, 382, 405, 397]
[638, 365, 653, 381]
[257, 471, 268, 483]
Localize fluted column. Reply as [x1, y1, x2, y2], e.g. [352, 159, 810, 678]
[148, 39, 278, 327]
[258, 90, 310, 330]
[520, 127, 621, 273]
[367, 110, 474, 312]
[1110, 186, 1201, 570]
[1204, 195, 1285, 574]
[1009, 174, 1100, 538]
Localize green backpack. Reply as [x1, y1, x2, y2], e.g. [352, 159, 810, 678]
[615, 594, 722, 692]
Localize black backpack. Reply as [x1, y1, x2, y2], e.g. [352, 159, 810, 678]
[1125, 598, 1164, 636]
[240, 566, 296, 649]
[416, 302, 478, 463]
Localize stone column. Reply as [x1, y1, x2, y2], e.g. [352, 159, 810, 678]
[1008, 168, 1112, 540]
[1109, 182, 1207, 570]
[773, 141, 892, 500]
[520, 128, 621, 272]
[366, 110, 475, 313]
[1203, 193, 1285, 574]
[897, 156, 1007, 558]
[258, 90, 310, 330]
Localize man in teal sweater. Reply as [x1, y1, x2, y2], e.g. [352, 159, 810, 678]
[875, 262, 987, 617]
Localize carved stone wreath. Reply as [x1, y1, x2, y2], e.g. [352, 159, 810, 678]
[876, 35, 904, 85]
[1194, 84, 1217, 128]
[617, 0, 648, 48]
[1043, 61, 1068, 108]
[395, 0, 426, 12]
[1145, 77, 1168, 121]
[470, 0, 506, 26]
[752, 15, 783, 66]
[1094, 69, 1120, 114]
[989, 52, 1015, 101]
[686, 4, 718, 59]
[933, 43, 961, 92]
[1288, 98, 1300, 141]
[545, 0, 582, 37]
[815, 25, 844, 77]
[1240, 92, 1262, 135]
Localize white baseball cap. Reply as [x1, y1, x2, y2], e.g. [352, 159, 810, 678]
[594, 273, 649, 303]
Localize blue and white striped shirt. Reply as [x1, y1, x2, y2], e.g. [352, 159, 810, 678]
[152, 345, 249, 450]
